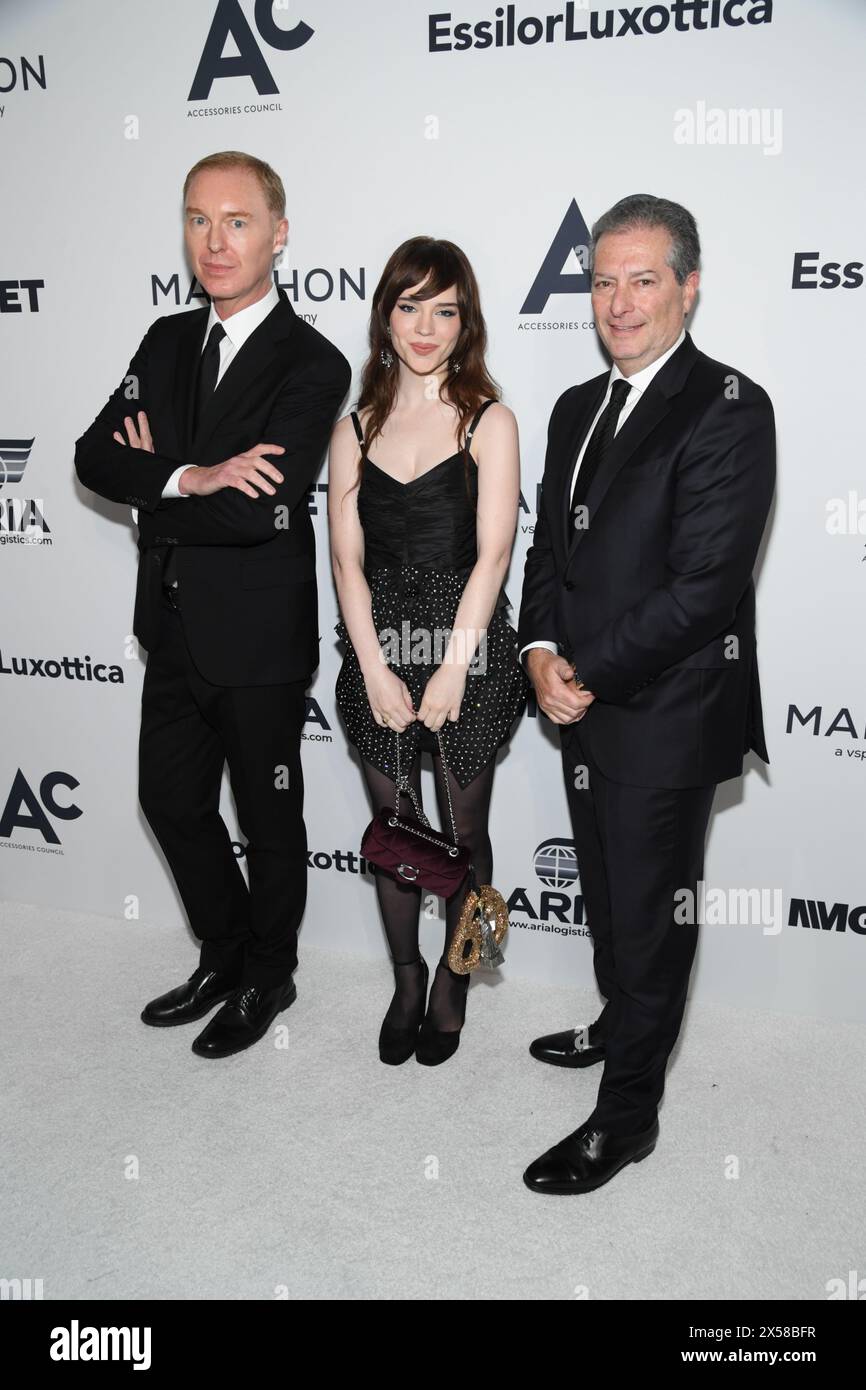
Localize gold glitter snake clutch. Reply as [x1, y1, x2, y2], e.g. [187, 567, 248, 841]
[447, 885, 510, 974]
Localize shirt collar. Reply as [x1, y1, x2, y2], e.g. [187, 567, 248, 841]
[205, 281, 280, 353]
[610, 326, 686, 397]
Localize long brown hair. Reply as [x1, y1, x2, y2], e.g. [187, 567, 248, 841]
[345, 237, 499, 501]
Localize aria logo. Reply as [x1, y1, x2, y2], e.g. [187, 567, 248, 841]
[534, 836, 580, 890]
[0, 437, 50, 543]
[505, 837, 590, 935]
[521, 199, 593, 314]
[189, 0, 314, 102]
[0, 437, 34, 491]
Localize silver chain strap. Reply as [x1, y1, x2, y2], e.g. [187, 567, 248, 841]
[389, 725, 461, 855]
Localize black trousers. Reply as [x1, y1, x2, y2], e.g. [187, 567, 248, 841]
[560, 724, 716, 1134]
[138, 589, 308, 989]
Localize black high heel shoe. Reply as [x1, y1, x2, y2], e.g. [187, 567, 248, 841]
[415, 957, 470, 1066]
[378, 956, 429, 1065]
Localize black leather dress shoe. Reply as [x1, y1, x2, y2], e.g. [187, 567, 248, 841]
[141, 965, 242, 1027]
[529, 1026, 605, 1068]
[523, 1117, 659, 1195]
[190, 979, 297, 1058]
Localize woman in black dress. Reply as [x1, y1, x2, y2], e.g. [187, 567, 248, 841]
[328, 237, 529, 1066]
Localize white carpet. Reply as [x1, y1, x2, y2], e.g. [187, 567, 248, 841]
[1, 899, 861, 1301]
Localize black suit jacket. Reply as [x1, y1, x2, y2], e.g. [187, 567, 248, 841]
[74, 289, 351, 685]
[518, 333, 776, 789]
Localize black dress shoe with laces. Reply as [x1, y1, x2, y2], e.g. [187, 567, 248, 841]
[523, 1117, 659, 1195]
[141, 965, 242, 1027]
[191, 979, 297, 1058]
[529, 1026, 605, 1068]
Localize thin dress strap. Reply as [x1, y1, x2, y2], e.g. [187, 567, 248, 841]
[465, 398, 496, 451]
[350, 409, 366, 451]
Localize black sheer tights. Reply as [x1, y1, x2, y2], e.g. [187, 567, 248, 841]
[360, 748, 496, 1032]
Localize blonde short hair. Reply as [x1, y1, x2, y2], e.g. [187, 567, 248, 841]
[183, 151, 286, 220]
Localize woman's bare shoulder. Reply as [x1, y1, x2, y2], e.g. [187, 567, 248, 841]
[474, 400, 518, 448]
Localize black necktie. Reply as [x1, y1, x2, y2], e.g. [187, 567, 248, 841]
[192, 321, 226, 438]
[570, 378, 632, 527]
[163, 322, 226, 587]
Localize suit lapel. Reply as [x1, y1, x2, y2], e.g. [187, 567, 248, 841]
[172, 307, 209, 455]
[560, 378, 607, 556]
[174, 289, 298, 455]
[565, 333, 699, 569]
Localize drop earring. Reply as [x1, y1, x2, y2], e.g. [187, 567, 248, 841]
[380, 346, 394, 367]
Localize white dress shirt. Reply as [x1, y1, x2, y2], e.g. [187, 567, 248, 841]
[131, 281, 281, 519]
[519, 327, 686, 666]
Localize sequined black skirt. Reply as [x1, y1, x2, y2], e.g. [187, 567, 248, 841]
[334, 565, 530, 789]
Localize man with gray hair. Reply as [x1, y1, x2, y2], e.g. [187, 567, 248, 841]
[518, 194, 775, 1193]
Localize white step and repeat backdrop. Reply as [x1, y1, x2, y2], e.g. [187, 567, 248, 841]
[2, 0, 864, 1021]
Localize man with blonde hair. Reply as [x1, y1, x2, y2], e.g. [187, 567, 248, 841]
[76, 152, 350, 1057]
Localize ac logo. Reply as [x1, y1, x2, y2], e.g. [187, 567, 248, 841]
[189, 0, 314, 101]
[0, 770, 82, 845]
[521, 198, 593, 314]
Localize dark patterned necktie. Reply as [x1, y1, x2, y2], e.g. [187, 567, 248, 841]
[570, 377, 632, 528]
[192, 321, 226, 439]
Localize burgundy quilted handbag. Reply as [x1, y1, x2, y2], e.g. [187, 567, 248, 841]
[361, 727, 474, 897]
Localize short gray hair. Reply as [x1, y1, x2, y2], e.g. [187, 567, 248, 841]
[590, 194, 700, 284]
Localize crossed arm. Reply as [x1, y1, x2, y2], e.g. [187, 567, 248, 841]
[136, 353, 351, 548]
[74, 323, 351, 546]
[74, 322, 187, 510]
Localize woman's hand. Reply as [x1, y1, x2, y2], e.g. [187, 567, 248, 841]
[363, 664, 417, 731]
[416, 663, 468, 733]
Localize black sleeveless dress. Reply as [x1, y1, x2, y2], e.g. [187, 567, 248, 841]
[334, 401, 530, 789]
